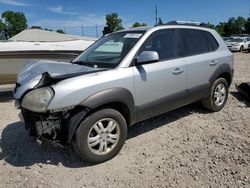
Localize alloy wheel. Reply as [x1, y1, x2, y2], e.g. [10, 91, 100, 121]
[87, 118, 120, 155]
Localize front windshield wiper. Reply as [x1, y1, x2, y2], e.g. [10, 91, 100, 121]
[71, 60, 95, 68]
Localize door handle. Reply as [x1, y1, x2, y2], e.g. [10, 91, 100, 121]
[172, 68, 184, 75]
[210, 60, 218, 66]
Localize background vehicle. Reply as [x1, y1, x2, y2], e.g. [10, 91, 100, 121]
[14, 22, 234, 164]
[222, 37, 230, 41]
[230, 37, 250, 52]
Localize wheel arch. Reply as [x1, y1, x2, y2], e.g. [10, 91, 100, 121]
[209, 63, 233, 86]
[66, 88, 137, 143]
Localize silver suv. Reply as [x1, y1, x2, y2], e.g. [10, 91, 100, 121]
[14, 23, 234, 163]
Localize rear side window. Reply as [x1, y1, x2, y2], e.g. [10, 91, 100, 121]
[203, 31, 219, 51]
[139, 29, 177, 60]
[178, 29, 219, 57]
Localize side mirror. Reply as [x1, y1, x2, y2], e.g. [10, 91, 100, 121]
[135, 51, 159, 65]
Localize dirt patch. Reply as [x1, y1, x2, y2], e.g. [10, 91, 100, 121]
[0, 52, 249, 188]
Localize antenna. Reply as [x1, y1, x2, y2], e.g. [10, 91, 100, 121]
[155, 4, 158, 26]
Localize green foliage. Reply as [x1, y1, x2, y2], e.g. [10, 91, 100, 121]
[44, 28, 53, 32]
[56, 29, 65, 34]
[132, 22, 147, 28]
[215, 22, 226, 36]
[0, 19, 5, 30]
[205, 22, 215, 29]
[223, 16, 246, 36]
[102, 13, 124, 35]
[29, 26, 65, 34]
[244, 17, 250, 34]
[0, 19, 5, 40]
[30, 25, 42, 29]
[1, 10, 28, 38]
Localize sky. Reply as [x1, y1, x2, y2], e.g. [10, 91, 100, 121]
[0, 0, 249, 37]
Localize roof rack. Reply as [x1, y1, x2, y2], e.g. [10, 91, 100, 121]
[164, 20, 207, 27]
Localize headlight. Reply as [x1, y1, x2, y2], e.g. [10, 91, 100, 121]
[21, 87, 54, 112]
[234, 43, 239, 46]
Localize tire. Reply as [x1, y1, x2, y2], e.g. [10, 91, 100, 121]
[72, 108, 127, 164]
[240, 46, 244, 52]
[201, 78, 229, 112]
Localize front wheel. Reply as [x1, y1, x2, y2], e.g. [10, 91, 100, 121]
[240, 46, 244, 52]
[201, 78, 229, 112]
[72, 108, 127, 164]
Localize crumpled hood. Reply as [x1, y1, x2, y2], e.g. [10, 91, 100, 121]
[14, 60, 100, 99]
[17, 60, 94, 85]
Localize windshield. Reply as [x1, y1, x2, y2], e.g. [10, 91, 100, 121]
[73, 31, 145, 68]
[231, 38, 244, 42]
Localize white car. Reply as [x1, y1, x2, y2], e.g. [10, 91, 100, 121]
[230, 37, 250, 52]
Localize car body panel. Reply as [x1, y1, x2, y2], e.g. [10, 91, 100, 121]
[48, 67, 135, 110]
[13, 24, 234, 144]
[133, 58, 186, 120]
[13, 60, 98, 99]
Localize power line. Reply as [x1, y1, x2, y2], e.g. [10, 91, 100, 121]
[95, 24, 98, 38]
[81, 24, 84, 36]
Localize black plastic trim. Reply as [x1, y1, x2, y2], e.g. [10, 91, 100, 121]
[66, 109, 89, 143]
[209, 63, 233, 86]
[80, 88, 137, 125]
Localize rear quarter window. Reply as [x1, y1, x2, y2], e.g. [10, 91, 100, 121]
[178, 28, 219, 57]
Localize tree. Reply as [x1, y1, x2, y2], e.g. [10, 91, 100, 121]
[1, 10, 28, 37]
[215, 22, 226, 36]
[244, 17, 250, 34]
[235, 16, 246, 32]
[205, 22, 215, 29]
[223, 16, 246, 36]
[44, 28, 53, 32]
[56, 29, 65, 34]
[30, 25, 42, 29]
[102, 13, 124, 35]
[158, 17, 163, 25]
[0, 19, 6, 40]
[132, 22, 147, 28]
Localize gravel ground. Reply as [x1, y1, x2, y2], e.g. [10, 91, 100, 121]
[0, 52, 249, 188]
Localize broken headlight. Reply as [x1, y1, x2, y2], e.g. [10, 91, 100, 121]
[21, 87, 54, 113]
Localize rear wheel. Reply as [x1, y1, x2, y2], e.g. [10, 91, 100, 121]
[72, 108, 127, 164]
[201, 78, 229, 112]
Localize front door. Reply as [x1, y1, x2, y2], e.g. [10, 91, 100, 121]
[133, 29, 187, 121]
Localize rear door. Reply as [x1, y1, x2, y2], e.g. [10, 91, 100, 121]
[177, 28, 220, 102]
[133, 29, 187, 121]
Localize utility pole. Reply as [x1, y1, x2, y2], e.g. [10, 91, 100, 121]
[81, 24, 84, 36]
[155, 4, 158, 26]
[95, 24, 98, 38]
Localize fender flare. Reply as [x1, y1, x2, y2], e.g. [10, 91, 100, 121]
[209, 63, 233, 86]
[66, 88, 136, 143]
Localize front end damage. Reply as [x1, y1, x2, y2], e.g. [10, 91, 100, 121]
[20, 106, 89, 144]
[13, 60, 103, 144]
[21, 109, 68, 142]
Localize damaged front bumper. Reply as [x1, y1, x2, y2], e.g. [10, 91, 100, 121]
[19, 107, 89, 144]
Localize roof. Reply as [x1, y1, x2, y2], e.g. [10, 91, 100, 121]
[9, 29, 97, 42]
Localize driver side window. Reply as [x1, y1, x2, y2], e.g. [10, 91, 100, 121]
[139, 29, 177, 61]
